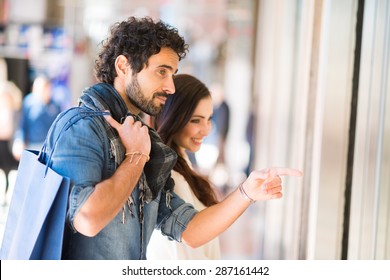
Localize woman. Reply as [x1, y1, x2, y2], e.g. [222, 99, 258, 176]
[147, 74, 221, 259]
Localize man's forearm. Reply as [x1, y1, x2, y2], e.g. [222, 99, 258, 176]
[73, 155, 147, 236]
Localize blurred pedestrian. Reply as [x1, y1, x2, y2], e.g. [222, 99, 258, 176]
[13, 75, 62, 159]
[209, 82, 230, 165]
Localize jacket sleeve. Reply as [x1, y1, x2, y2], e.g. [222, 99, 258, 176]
[155, 189, 198, 242]
[45, 109, 109, 231]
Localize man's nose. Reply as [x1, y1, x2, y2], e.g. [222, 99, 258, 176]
[162, 77, 175, 95]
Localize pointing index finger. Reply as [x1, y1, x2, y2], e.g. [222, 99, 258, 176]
[268, 167, 303, 177]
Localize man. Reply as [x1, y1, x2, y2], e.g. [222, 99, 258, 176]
[13, 75, 62, 156]
[46, 16, 301, 260]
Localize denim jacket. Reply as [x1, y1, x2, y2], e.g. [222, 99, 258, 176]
[44, 83, 198, 259]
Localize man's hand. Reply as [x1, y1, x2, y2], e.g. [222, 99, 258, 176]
[104, 113, 151, 156]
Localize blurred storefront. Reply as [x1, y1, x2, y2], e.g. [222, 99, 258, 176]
[0, 0, 389, 260]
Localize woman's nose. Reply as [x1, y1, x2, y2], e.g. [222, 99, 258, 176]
[201, 122, 212, 136]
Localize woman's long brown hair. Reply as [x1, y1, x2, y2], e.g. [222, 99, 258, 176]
[154, 74, 218, 206]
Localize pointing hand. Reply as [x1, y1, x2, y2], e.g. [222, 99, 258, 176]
[242, 167, 303, 201]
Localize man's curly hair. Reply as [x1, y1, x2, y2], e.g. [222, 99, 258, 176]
[95, 16, 189, 84]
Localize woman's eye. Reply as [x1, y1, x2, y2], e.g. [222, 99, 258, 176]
[190, 119, 200, 124]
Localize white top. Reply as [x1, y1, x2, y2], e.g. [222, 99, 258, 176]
[147, 167, 221, 260]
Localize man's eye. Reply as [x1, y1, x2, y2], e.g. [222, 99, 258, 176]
[159, 69, 167, 76]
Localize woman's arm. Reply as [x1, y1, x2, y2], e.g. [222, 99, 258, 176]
[181, 168, 303, 247]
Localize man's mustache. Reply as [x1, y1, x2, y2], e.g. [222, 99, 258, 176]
[155, 92, 169, 98]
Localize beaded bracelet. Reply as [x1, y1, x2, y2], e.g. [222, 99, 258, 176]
[238, 183, 255, 203]
[125, 152, 150, 165]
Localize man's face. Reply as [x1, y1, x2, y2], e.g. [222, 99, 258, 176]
[125, 47, 179, 116]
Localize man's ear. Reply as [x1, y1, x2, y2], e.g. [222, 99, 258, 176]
[115, 55, 131, 78]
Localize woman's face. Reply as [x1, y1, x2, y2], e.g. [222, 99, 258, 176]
[173, 96, 213, 154]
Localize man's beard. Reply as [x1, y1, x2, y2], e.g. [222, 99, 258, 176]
[125, 75, 166, 116]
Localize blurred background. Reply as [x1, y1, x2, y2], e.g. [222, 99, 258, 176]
[0, 0, 389, 260]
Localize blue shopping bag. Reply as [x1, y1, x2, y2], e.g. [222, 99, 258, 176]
[0, 108, 111, 260]
[0, 149, 70, 260]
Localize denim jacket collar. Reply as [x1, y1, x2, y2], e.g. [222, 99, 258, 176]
[78, 83, 177, 201]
